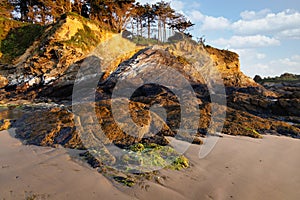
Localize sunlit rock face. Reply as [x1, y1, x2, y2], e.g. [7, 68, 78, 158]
[0, 13, 299, 166]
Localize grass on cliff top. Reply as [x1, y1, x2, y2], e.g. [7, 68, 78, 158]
[0, 17, 44, 63]
[34, 12, 104, 56]
[0, 24, 44, 63]
[0, 17, 24, 41]
[126, 31, 193, 46]
[59, 12, 107, 52]
[0, 12, 103, 62]
[130, 35, 160, 46]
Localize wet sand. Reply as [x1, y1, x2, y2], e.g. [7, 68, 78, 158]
[1, 130, 299, 200]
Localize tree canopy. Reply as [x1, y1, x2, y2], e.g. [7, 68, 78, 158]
[1, 0, 195, 41]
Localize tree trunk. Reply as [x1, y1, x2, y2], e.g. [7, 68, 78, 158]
[158, 20, 161, 42]
[20, 0, 28, 22]
[131, 21, 134, 36]
[147, 18, 151, 39]
[163, 21, 166, 42]
[140, 20, 143, 37]
[136, 19, 139, 36]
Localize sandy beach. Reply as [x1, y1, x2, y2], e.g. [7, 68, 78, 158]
[1, 1, 300, 199]
[1, 130, 299, 200]
[0, 130, 133, 200]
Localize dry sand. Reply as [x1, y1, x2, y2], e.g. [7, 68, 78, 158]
[1, 130, 299, 200]
[0, 130, 132, 200]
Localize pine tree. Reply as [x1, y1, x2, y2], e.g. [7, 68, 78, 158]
[169, 13, 194, 35]
[153, 1, 175, 42]
[143, 3, 155, 39]
[9, 0, 51, 23]
[90, 0, 135, 33]
[46, 0, 72, 22]
[134, 2, 146, 37]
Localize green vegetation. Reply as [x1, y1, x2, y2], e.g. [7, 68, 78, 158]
[63, 24, 99, 51]
[254, 73, 300, 83]
[0, 0, 194, 189]
[121, 143, 189, 172]
[169, 155, 189, 170]
[0, 1, 197, 62]
[83, 142, 190, 184]
[0, 23, 44, 63]
[130, 143, 145, 151]
[0, 16, 23, 40]
[113, 176, 135, 187]
[130, 35, 160, 46]
[61, 12, 96, 28]
[244, 127, 263, 138]
[98, 143, 190, 187]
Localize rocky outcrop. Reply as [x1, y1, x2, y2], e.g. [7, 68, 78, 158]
[0, 13, 140, 101]
[0, 13, 299, 179]
[2, 12, 299, 189]
[252, 74, 300, 125]
[95, 44, 299, 139]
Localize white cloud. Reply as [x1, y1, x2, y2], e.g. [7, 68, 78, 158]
[270, 55, 300, 67]
[201, 16, 231, 31]
[232, 9, 300, 36]
[256, 53, 266, 59]
[170, 0, 185, 11]
[240, 9, 271, 20]
[291, 55, 300, 61]
[210, 35, 280, 49]
[276, 28, 300, 39]
[241, 54, 300, 77]
[189, 10, 205, 21]
[189, 9, 300, 40]
[232, 49, 270, 77]
[242, 63, 275, 78]
[236, 50, 266, 60]
[190, 2, 201, 9]
[188, 10, 230, 31]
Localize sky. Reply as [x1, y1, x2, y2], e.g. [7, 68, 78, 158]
[138, 0, 300, 78]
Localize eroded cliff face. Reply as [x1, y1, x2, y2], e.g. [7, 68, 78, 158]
[0, 14, 142, 101]
[0, 13, 273, 102]
[0, 13, 299, 165]
[205, 46, 251, 87]
[1, 14, 103, 100]
[96, 44, 299, 139]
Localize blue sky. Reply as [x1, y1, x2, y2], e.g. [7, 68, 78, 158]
[138, 0, 300, 78]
